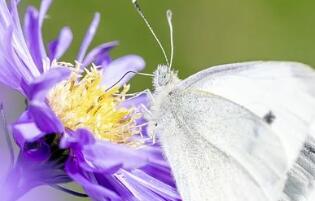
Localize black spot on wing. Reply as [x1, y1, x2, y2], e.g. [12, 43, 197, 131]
[263, 111, 276, 124]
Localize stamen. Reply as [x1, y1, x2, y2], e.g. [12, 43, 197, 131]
[48, 65, 142, 143]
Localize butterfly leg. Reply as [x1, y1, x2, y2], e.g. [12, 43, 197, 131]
[132, 90, 159, 144]
[134, 90, 159, 143]
[140, 103, 152, 117]
[135, 89, 155, 117]
[139, 89, 155, 103]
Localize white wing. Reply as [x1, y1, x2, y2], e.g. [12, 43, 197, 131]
[176, 61, 315, 200]
[280, 136, 315, 201]
[157, 90, 288, 201]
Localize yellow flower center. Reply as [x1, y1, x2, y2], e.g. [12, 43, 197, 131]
[47, 63, 141, 143]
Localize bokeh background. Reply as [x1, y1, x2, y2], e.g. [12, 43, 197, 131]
[2, 0, 315, 200]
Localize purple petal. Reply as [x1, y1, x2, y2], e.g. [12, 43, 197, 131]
[138, 144, 177, 186]
[99, 56, 112, 68]
[23, 6, 44, 71]
[128, 169, 180, 200]
[114, 169, 166, 201]
[23, 0, 51, 71]
[139, 145, 170, 168]
[76, 13, 100, 63]
[20, 78, 32, 98]
[12, 120, 45, 147]
[81, 141, 150, 173]
[120, 92, 149, 109]
[0, 26, 23, 89]
[140, 164, 176, 188]
[65, 159, 120, 201]
[119, 92, 149, 135]
[38, 0, 52, 27]
[82, 41, 118, 67]
[95, 175, 135, 200]
[3, 0, 40, 79]
[48, 27, 73, 60]
[26, 67, 71, 101]
[0, 26, 37, 91]
[12, 111, 46, 147]
[23, 141, 51, 162]
[101, 55, 145, 87]
[60, 128, 95, 149]
[28, 101, 64, 134]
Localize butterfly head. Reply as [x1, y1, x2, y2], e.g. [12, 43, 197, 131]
[153, 64, 179, 89]
[131, 0, 176, 90]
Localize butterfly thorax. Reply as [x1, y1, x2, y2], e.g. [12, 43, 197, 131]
[145, 65, 181, 139]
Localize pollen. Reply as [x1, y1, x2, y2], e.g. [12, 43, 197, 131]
[47, 63, 141, 143]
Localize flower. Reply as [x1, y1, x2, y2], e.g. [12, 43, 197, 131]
[0, 0, 180, 200]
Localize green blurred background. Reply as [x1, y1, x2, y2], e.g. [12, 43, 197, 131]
[14, 0, 315, 200]
[21, 0, 315, 92]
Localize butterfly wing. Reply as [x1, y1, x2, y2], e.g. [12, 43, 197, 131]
[280, 136, 315, 201]
[178, 61, 315, 168]
[156, 89, 288, 201]
[175, 61, 315, 200]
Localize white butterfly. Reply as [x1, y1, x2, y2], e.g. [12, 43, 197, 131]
[147, 62, 315, 201]
[131, 1, 315, 200]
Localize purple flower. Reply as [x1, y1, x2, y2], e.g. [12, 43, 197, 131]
[0, 0, 180, 200]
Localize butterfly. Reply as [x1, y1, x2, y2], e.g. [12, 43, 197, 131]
[132, 1, 315, 200]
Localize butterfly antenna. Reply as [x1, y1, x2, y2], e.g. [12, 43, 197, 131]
[105, 70, 153, 91]
[166, 10, 174, 68]
[0, 103, 15, 168]
[131, 0, 170, 66]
